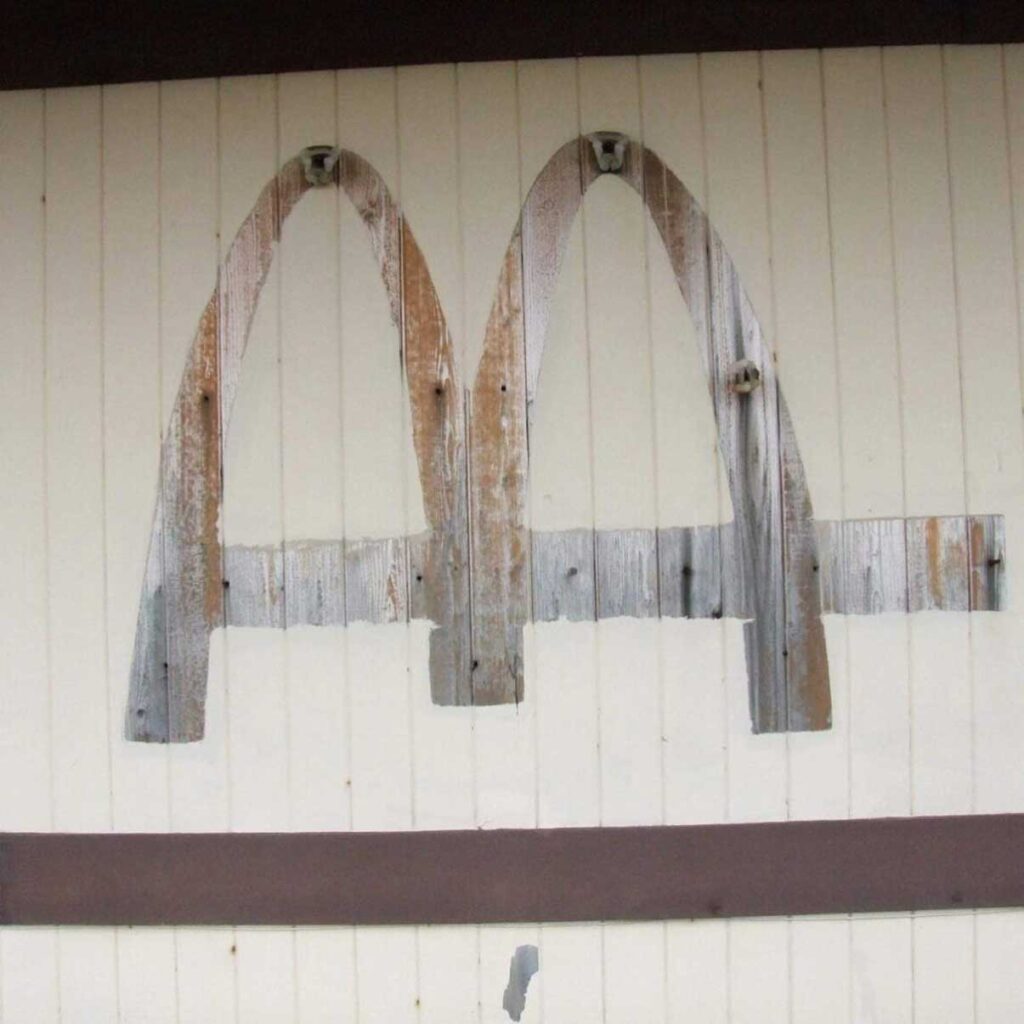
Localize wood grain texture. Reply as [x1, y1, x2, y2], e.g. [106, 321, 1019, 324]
[657, 525, 724, 619]
[596, 529, 659, 618]
[128, 132, 1005, 741]
[345, 538, 409, 625]
[906, 516, 969, 612]
[400, 220, 472, 705]
[842, 517, 909, 614]
[530, 530, 596, 622]
[640, 142, 828, 732]
[467, 227, 531, 703]
[968, 513, 1005, 612]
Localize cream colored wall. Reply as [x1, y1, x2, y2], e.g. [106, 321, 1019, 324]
[2, 45, 1024, 1022]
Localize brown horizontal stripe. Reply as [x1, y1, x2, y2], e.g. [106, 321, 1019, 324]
[3, 2, 1023, 91]
[1, 814, 1021, 926]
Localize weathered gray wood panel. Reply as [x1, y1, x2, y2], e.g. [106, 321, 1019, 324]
[596, 528, 659, 619]
[224, 544, 284, 628]
[284, 540, 346, 627]
[530, 530, 596, 622]
[906, 516, 969, 612]
[842, 518, 909, 614]
[657, 525, 724, 620]
[345, 538, 408, 625]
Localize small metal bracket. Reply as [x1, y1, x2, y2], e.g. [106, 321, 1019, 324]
[590, 131, 628, 174]
[727, 358, 761, 394]
[300, 145, 341, 187]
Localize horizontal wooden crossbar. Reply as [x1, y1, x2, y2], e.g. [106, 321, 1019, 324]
[221, 514, 1004, 628]
[2, 815, 1022, 925]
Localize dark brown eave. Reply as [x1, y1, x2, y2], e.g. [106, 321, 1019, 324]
[3, 0, 1024, 92]
[2, 814, 1021, 925]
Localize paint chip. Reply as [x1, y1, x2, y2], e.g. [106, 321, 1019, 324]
[502, 944, 539, 1022]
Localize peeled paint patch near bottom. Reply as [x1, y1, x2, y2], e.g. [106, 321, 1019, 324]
[503, 944, 539, 1021]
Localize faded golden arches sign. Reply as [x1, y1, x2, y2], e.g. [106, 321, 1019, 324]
[125, 133, 1005, 745]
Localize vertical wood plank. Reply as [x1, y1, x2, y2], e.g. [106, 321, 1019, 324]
[665, 921, 727, 1023]
[219, 74, 290, 832]
[913, 915, 975, 1023]
[578, 58, 664, 845]
[0, 90, 50, 830]
[460, 61, 539, 826]
[538, 925, 603, 1022]
[277, 70, 350, 836]
[761, 50, 852, 1016]
[114, 926, 177, 1024]
[102, 80, 169, 830]
[790, 918, 850, 1024]
[0, 928, 59, 1023]
[397, 66, 476, 835]
[461, 60, 531, 710]
[640, 54, 730, 831]
[294, 928, 357, 1024]
[45, 86, 110, 830]
[45, 85, 120, 1018]
[159, 78, 231, 830]
[158, 76, 238, 1022]
[727, 919, 789, 1024]
[850, 918, 912, 1024]
[603, 923, 666, 1024]
[234, 927, 297, 1022]
[217, 73, 294, 1021]
[399, 64, 472, 709]
[701, 50, 789, 814]
[977, 912, 1024, 1022]
[522, 75, 602, 999]
[762, 49, 848, 822]
[57, 929, 119, 1021]
[823, 48, 911, 822]
[101, 80, 178, 1022]
[885, 45, 973, 824]
[0, 88, 60, 1024]
[417, 926, 478, 1024]
[949, 44, 1024, 814]
[338, 68, 416, 838]
[518, 59, 601, 842]
[276, 70, 354, 1014]
[175, 930, 238, 1024]
[355, 927, 419, 1024]
[477, 924, 541, 1024]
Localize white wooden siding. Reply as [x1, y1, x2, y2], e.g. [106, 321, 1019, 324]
[3, 44, 1024, 1022]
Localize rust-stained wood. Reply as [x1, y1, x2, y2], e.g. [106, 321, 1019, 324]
[467, 228, 531, 704]
[906, 516, 970, 612]
[212, 517, 1003, 626]
[968, 513, 1005, 612]
[6, 814, 1024, 925]
[400, 221, 472, 705]
[126, 158, 311, 743]
[128, 134, 1004, 742]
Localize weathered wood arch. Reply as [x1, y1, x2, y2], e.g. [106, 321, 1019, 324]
[126, 134, 831, 743]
